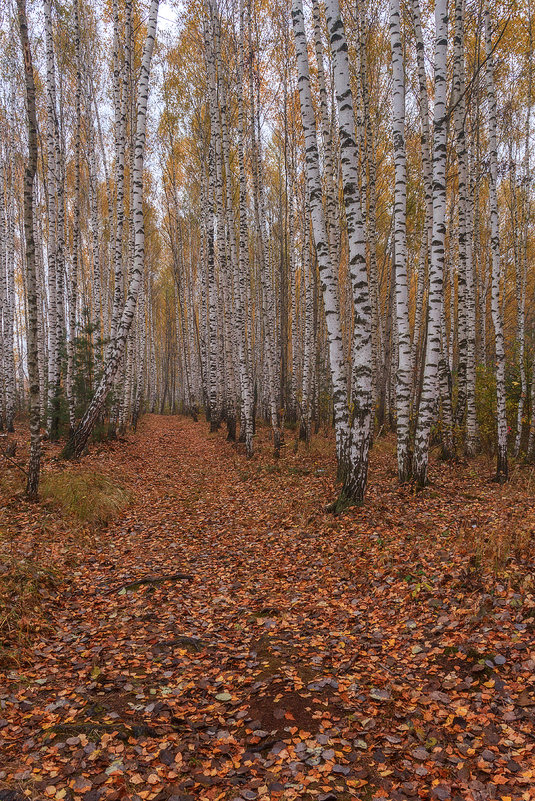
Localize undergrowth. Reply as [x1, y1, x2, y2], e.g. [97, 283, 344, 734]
[40, 469, 131, 525]
[0, 548, 60, 668]
[0, 466, 130, 668]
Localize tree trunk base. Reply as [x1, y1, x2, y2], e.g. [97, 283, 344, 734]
[464, 438, 479, 458]
[413, 465, 429, 490]
[226, 416, 237, 442]
[493, 451, 509, 483]
[440, 443, 455, 461]
[273, 429, 281, 458]
[299, 420, 310, 442]
[326, 489, 361, 515]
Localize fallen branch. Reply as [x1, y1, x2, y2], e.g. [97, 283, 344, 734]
[42, 721, 159, 741]
[108, 572, 193, 594]
[0, 445, 28, 477]
[153, 635, 204, 651]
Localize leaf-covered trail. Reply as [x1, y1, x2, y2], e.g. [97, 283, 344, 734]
[2, 415, 535, 801]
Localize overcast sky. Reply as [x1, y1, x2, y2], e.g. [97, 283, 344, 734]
[157, 1, 179, 33]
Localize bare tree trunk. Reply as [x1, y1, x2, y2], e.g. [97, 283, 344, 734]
[389, 0, 412, 482]
[485, 5, 508, 482]
[17, 0, 41, 499]
[325, 0, 373, 504]
[412, 0, 448, 487]
[292, 0, 351, 482]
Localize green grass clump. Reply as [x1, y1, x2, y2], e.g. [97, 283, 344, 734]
[41, 469, 130, 525]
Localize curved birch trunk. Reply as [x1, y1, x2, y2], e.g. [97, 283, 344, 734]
[410, 0, 433, 416]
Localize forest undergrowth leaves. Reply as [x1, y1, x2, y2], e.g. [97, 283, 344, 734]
[1, 415, 534, 801]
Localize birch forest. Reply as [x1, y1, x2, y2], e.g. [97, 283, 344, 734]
[2, 0, 535, 501]
[2, 0, 535, 798]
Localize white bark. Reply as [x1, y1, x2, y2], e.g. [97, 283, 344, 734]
[485, 5, 508, 481]
[325, 0, 373, 503]
[292, 0, 350, 479]
[412, 0, 448, 486]
[389, 0, 412, 481]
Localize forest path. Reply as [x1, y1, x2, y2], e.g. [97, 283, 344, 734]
[2, 415, 534, 801]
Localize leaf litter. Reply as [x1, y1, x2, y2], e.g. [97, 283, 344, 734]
[1, 415, 535, 801]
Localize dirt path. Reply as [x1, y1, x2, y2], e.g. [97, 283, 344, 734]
[1, 416, 534, 801]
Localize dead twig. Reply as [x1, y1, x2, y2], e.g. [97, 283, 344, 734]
[107, 572, 193, 594]
[0, 445, 28, 478]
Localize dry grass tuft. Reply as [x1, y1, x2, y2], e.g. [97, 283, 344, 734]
[40, 469, 130, 525]
[0, 552, 60, 668]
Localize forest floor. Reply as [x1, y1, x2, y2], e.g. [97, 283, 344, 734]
[1, 415, 535, 801]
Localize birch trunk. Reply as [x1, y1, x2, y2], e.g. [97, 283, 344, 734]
[412, 0, 447, 487]
[324, 0, 373, 504]
[43, 0, 60, 436]
[515, 13, 531, 457]
[17, 0, 41, 498]
[453, 0, 478, 454]
[237, 0, 254, 456]
[292, 0, 350, 480]
[485, 6, 508, 481]
[312, 0, 339, 268]
[2, 140, 16, 433]
[389, 0, 412, 482]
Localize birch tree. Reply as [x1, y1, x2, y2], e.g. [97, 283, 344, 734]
[485, 5, 508, 482]
[292, 0, 350, 480]
[325, 0, 373, 504]
[389, 0, 412, 482]
[412, 0, 448, 487]
[17, 0, 41, 498]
